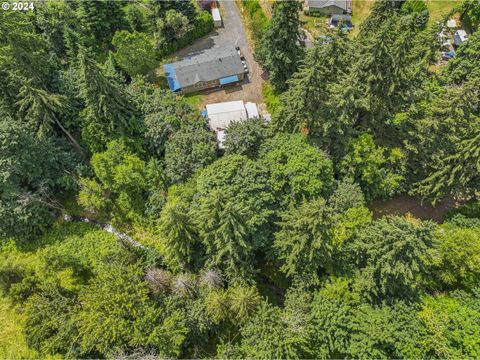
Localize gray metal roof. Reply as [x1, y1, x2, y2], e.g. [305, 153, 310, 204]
[171, 48, 244, 88]
[307, 0, 348, 10]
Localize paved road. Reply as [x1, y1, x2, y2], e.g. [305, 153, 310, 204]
[173, 0, 264, 108]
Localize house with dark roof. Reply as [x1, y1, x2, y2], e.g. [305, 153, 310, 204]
[163, 48, 245, 94]
[305, 0, 352, 15]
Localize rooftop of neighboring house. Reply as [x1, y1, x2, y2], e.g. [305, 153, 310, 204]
[164, 48, 244, 90]
[307, 0, 349, 11]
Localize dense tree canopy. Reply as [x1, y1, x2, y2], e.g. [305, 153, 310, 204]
[1, 0, 479, 358]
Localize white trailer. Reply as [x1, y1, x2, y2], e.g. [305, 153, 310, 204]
[212, 8, 222, 27]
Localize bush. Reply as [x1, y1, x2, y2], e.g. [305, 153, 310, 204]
[239, 0, 269, 48]
[159, 11, 214, 57]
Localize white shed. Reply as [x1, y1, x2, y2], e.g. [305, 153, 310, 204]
[454, 30, 468, 46]
[212, 8, 222, 27]
[447, 19, 457, 28]
[245, 102, 259, 118]
[206, 100, 247, 130]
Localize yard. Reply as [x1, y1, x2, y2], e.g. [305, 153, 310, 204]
[302, 0, 459, 38]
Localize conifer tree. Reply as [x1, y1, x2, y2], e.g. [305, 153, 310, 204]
[16, 80, 84, 155]
[194, 190, 252, 282]
[274, 31, 351, 154]
[158, 198, 198, 272]
[274, 198, 334, 281]
[256, 0, 304, 92]
[77, 49, 138, 151]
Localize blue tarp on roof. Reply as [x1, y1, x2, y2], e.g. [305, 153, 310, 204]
[163, 63, 181, 91]
[219, 75, 239, 85]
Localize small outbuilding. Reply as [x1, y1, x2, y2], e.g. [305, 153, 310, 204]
[206, 100, 248, 131]
[245, 102, 259, 119]
[454, 30, 468, 46]
[205, 100, 262, 148]
[212, 8, 222, 27]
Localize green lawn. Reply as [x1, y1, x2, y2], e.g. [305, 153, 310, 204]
[425, 0, 459, 22]
[351, 0, 375, 36]
[183, 92, 203, 109]
[349, 0, 459, 36]
[300, 11, 329, 38]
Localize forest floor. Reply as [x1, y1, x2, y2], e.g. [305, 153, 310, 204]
[370, 194, 459, 222]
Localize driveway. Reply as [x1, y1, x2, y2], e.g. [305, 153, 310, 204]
[173, 1, 264, 108]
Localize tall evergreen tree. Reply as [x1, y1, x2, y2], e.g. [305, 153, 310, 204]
[77, 49, 138, 152]
[194, 190, 252, 282]
[73, 0, 126, 51]
[157, 198, 198, 272]
[256, 0, 304, 92]
[274, 198, 333, 281]
[274, 31, 351, 155]
[16, 80, 84, 155]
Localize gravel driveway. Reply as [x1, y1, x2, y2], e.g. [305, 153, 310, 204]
[173, 0, 264, 108]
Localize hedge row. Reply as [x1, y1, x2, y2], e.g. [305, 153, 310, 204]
[160, 11, 214, 56]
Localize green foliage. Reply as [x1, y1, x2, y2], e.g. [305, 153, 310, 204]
[74, 0, 126, 52]
[164, 121, 217, 184]
[78, 141, 150, 224]
[157, 196, 197, 272]
[402, 0, 428, 14]
[24, 283, 79, 357]
[143, 89, 198, 157]
[2, 0, 480, 357]
[194, 190, 252, 282]
[112, 30, 157, 77]
[195, 155, 274, 248]
[259, 134, 334, 207]
[77, 49, 139, 152]
[460, 0, 480, 32]
[341, 133, 406, 201]
[0, 118, 79, 239]
[445, 31, 480, 84]
[275, 30, 351, 153]
[256, 0, 304, 92]
[224, 117, 267, 158]
[156, 11, 214, 57]
[75, 263, 187, 357]
[429, 221, 480, 290]
[274, 198, 333, 280]
[232, 301, 311, 358]
[349, 217, 435, 302]
[0, 10, 56, 108]
[261, 82, 281, 117]
[419, 293, 480, 358]
[239, 0, 269, 48]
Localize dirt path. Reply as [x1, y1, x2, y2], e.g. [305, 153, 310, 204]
[370, 194, 459, 223]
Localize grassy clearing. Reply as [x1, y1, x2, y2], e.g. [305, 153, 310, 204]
[351, 0, 376, 36]
[262, 82, 281, 116]
[425, 0, 459, 22]
[349, 0, 458, 36]
[183, 92, 203, 109]
[300, 12, 330, 38]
